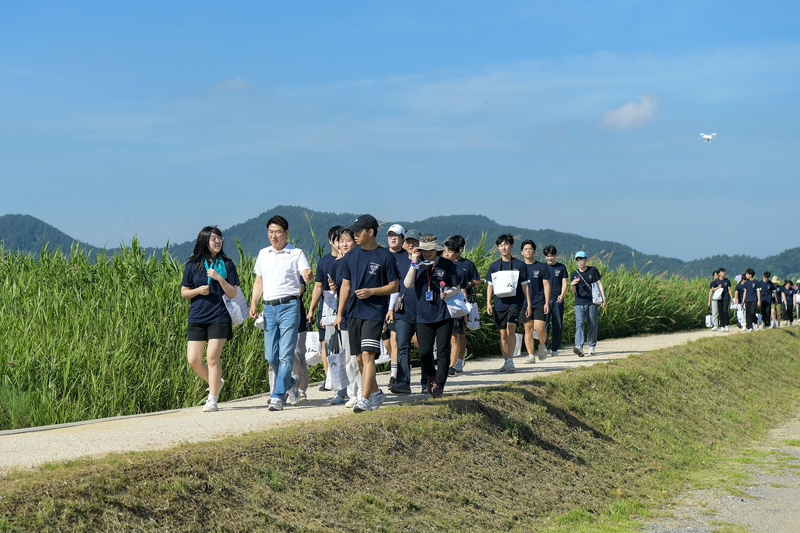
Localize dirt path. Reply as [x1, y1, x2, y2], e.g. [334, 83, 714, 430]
[0, 328, 751, 473]
[642, 416, 800, 533]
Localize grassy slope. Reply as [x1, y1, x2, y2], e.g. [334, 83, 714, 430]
[2, 330, 800, 532]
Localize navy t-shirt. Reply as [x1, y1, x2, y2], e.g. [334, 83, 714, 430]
[743, 280, 760, 303]
[393, 252, 417, 325]
[413, 258, 461, 324]
[759, 280, 775, 304]
[340, 245, 401, 322]
[485, 258, 530, 311]
[546, 262, 568, 302]
[332, 257, 348, 331]
[710, 278, 732, 301]
[571, 266, 602, 306]
[523, 261, 550, 309]
[735, 282, 745, 303]
[782, 287, 795, 307]
[454, 258, 480, 300]
[315, 253, 337, 319]
[182, 258, 240, 324]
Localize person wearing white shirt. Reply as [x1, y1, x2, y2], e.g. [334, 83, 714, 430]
[249, 215, 313, 411]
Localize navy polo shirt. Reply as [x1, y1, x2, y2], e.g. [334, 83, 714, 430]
[340, 245, 401, 322]
[711, 278, 732, 301]
[546, 262, 567, 301]
[393, 253, 417, 325]
[571, 266, 602, 306]
[485, 258, 530, 311]
[182, 258, 240, 324]
[523, 261, 550, 309]
[413, 258, 461, 324]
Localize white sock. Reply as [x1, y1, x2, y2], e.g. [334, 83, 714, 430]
[208, 394, 218, 403]
[390, 362, 398, 378]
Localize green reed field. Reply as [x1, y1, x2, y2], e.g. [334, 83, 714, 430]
[0, 237, 708, 431]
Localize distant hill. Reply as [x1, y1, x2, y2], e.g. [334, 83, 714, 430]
[0, 214, 96, 255]
[2, 207, 799, 280]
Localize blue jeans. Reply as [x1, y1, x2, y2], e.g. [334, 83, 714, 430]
[545, 300, 564, 351]
[394, 319, 415, 386]
[574, 304, 599, 348]
[264, 298, 300, 399]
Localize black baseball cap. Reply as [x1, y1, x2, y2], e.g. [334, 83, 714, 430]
[348, 214, 379, 233]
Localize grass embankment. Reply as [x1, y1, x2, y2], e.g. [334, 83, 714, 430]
[2, 329, 799, 532]
[0, 239, 707, 431]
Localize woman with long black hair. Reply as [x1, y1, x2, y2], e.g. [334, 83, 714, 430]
[180, 226, 240, 412]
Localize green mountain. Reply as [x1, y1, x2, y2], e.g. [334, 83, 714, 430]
[0, 214, 96, 255]
[3, 207, 798, 280]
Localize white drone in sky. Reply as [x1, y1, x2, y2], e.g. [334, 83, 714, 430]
[700, 133, 717, 142]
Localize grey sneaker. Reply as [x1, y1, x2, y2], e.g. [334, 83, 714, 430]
[369, 390, 386, 410]
[330, 394, 349, 406]
[551, 350, 559, 357]
[287, 375, 300, 406]
[537, 345, 548, 361]
[498, 359, 515, 372]
[202, 398, 218, 412]
[353, 397, 373, 413]
[268, 397, 283, 411]
[573, 345, 585, 357]
[524, 354, 537, 364]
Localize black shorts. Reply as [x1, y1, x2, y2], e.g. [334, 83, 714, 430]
[347, 318, 384, 355]
[519, 307, 546, 323]
[452, 317, 465, 335]
[493, 305, 520, 330]
[188, 322, 233, 342]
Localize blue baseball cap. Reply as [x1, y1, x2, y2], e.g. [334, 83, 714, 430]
[574, 251, 588, 259]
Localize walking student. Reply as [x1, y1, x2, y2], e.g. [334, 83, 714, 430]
[388, 229, 420, 395]
[543, 245, 568, 356]
[741, 268, 761, 332]
[181, 226, 240, 413]
[249, 215, 314, 412]
[443, 234, 481, 375]
[403, 234, 461, 397]
[334, 214, 400, 413]
[385, 224, 406, 390]
[709, 267, 732, 332]
[759, 271, 775, 329]
[519, 240, 550, 363]
[485, 234, 532, 373]
[708, 270, 720, 330]
[306, 225, 343, 392]
[781, 280, 795, 326]
[771, 275, 782, 327]
[570, 251, 606, 356]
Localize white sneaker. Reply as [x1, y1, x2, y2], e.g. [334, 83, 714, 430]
[268, 397, 284, 411]
[202, 398, 218, 412]
[711, 327, 718, 331]
[723, 326, 729, 332]
[537, 345, 548, 361]
[205, 378, 225, 394]
[353, 397, 373, 413]
[551, 350, 558, 357]
[345, 397, 358, 409]
[524, 354, 537, 364]
[369, 390, 386, 410]
[287, 375, 300, 406]
[589, 346, 596, 356]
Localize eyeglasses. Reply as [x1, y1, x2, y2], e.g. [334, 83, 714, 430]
[210, 236, 224, 243]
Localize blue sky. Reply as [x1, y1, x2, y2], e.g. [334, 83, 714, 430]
[2, 1, 798, 260]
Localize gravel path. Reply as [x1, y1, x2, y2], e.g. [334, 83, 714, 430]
[641, 416, 800, 533]
[0, 328, 764, 473]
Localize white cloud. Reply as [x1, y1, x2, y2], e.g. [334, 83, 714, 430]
[213, 76, 254, 91]
[599, 93, 659, 131]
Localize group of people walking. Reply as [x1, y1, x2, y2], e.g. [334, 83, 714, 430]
[180, 214, 609, 414]
[707, 268, 799, 332]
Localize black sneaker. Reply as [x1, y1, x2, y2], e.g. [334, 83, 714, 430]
[448, 367, 456, 377]
[390, 382, 412, 395]
[319, 384, 331, 392]
[388, 376, 397, 389]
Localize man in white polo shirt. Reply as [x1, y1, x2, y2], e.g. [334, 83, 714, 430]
[249, 215, 314, 411]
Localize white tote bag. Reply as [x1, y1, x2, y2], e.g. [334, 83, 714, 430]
[467, 301, 480, 330]
[591, 282, 603, 305]
[305, 334, 322, 366]
[223, 286, 249, 325]
[705, 314, 713, 328]
[712, 287, 724, 301]
[326, 332, 349, 391]
[491, 269, 520, 298]
[445, 291, 470, 318]
[320, 290, 338, 327]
